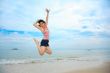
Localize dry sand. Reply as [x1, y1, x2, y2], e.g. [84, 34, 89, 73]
[0, 60, 109, 73]
[65, 62, 110, 73]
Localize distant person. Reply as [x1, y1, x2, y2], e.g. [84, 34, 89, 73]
[33, 8, 52, 56]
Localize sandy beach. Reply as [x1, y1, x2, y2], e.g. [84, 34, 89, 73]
[0, 59, 109, 73]
[65, 61, 110, 73]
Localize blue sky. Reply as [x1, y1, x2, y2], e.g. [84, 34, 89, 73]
[0, 0, 110, 50]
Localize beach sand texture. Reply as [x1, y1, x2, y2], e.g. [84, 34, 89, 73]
[0, 60, 110, 73]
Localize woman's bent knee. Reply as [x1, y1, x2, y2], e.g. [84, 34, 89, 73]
[40, 52, 44, 56]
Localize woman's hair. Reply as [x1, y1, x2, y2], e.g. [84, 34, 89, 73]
[36, 19, 46, 24]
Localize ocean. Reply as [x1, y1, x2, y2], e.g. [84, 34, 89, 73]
[0, 37, 110, 64]
[0, 48, 110, 64]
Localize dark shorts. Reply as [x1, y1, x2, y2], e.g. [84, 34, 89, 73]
[40, 39, 49, 47]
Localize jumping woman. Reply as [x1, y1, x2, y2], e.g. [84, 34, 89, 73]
[33, 9, 52, 56]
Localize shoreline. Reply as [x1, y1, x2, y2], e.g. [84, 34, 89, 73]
[0, 59, 109, 73]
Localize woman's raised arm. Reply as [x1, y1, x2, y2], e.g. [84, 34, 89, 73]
[45, 8, 50, 25]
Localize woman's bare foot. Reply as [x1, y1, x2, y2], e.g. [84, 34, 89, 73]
[33, 38, 44, 56]
[33, 38, 39, 45]
[33, 38, 41, 50]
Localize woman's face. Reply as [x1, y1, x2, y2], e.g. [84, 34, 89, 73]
[39, 22, 46, 28]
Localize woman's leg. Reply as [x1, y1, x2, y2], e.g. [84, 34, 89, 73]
[33, 38, 46, 56]
[45, 47, 52, 55]
[40, 46, 47, 56]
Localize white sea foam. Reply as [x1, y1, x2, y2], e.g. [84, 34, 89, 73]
[0, 59, 37, 64]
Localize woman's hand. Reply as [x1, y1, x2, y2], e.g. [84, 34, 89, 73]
[45, 8, 50, 25]
[46, 8, 50, 13]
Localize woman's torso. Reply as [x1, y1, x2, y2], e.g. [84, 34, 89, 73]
[42, 27, 49, 40]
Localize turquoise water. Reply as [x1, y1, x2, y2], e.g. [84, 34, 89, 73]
[0, 48, 110, 64]
[0, 38, 110, 64]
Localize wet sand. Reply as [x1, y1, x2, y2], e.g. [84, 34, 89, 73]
[0, 60, 109, 73]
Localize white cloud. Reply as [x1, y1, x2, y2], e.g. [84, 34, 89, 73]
[0, 0, 110, 52]
[51, 0, 110, 39]
[0, 0, 110, 39]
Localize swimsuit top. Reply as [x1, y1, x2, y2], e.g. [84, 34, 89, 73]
[43, 28, 49, 40]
